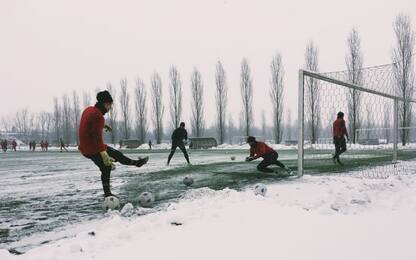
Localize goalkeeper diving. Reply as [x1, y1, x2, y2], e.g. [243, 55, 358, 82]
[245, 136, 292, 174]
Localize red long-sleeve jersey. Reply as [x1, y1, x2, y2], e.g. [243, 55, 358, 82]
[333, 118, 348, 138]
[78, 106, 107, 156]
[250, 141, 274, 159]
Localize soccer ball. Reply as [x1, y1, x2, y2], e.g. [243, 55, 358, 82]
[230, 156, 236, 161]
[183, 176, 194, 186]
[102, 196, 120, 211]
[138, 192, 155, 207]
[253, 183, 267, 196]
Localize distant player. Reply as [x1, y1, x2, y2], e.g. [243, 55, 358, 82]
[12, 139, 17, 151]
[332, 111, 349, 165]
[148, 139, 152, 150]
[167, 122, 190, 165]
[59, 138, 68, 152]
[245, 136, 292, 174]
[79, 90, 149, 197]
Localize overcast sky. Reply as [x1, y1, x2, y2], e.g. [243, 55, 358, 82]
[0, 0, 415, 128]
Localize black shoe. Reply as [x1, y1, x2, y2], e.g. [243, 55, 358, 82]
[133, 156, 149, 167]
[332, 155, 337, 164]
[336, 158, 344, 166]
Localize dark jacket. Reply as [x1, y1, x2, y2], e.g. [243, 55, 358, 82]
[171, 127, 188, 143]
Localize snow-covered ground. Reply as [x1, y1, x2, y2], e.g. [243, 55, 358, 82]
[1, 158, 416, 260]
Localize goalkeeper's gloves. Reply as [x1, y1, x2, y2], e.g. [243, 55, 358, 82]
[245, 156, 254, 162]
[100, 151, 116, 169]
[104, 124, 113, 132]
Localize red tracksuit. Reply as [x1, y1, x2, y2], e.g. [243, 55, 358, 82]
[78, 106, 107, 156]
[250, 141, 274, 159]
[333, 118, 347, 138]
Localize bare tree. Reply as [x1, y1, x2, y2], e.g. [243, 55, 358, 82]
[346, 28, 363, 144]
[82, 91, 91, 108]
[383, 105, 391, 143]
[53, 97, 62, 142]
[135, 77, 147, 143]
[240, 58, 253, 136]
[14, 108, 34, 142]
[106, 82, 118, 145]
[286, 109, 293, 141]
[227, 115, 235, 144]
[151, 72, 164, 144]
[191, 67, 204, 137]
[62, 94, 72, 144]
[1, 115, 13, 133]
[72, 91, 81, 144]
[38, 112, 52, 141]
[119, 78, 131, 139]
[169, 65, 182, 129]
[215, 60, 227, 144]
[270, 52, 284, 144]
[304, 41, 320, 144]
[392, 14, 415, 146]
[365, 104, 373, 140]
[261, 111, 267, 139]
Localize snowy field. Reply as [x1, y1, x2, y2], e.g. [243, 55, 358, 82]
[1, 149, 416, 259]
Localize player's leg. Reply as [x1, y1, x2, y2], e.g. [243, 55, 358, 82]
[333, 137, 341, 159]
[257, 155, 274, 173]
[88, 154, 113, 197]
[106, 146, 148, 167]
[167, 143, 178, 165]
[270, 152, 292, 173]
[178, 143, 190, 164]
[340, 137, 347, 155]
[269, 152, 286, 168]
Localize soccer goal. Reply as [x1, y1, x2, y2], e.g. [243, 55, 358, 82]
[298, 64, 416, 177]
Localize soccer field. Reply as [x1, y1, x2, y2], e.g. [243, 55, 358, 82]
[1, 147, 415, 252]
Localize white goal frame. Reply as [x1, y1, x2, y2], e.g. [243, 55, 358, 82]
[297, 69, 416, 176]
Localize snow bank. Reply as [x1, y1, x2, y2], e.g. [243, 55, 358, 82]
[2, 163, 416, 260]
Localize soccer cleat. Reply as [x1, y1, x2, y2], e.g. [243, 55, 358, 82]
[285, 167, 293, 175]
[332, 155, 337, 165]
[133, 156, 149, 167]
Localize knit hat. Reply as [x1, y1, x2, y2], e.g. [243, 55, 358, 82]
[337, 111, 344, 118]
[247, 136, 256, 143]
[96, 90, 113, 103]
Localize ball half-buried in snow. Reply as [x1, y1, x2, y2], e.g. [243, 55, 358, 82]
[138, 192, 155, 207]
[183, 176, 194, 186]
[253, 183, 267, 196]
[102, 196, 120, 211]
[230, 156, 236, 161]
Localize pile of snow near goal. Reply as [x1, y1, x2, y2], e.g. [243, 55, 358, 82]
[1, 161, 416, 260]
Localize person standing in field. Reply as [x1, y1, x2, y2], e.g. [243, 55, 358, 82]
[167, 122, 190, 165]
[332, 111, 349, 165]
[78, 90, 149, 197]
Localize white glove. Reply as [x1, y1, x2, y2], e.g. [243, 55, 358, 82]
[245, 156, 254, 162]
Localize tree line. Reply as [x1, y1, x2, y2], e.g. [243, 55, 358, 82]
[1, 14, 414, 146]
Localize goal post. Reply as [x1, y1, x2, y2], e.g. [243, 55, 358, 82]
[297, 67, 416, 176]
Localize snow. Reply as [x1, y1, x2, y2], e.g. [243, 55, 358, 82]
[2, 161, 416, 260]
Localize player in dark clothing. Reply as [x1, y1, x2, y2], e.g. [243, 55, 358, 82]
[246, 136, 292, 174]
[167, 122, 190, 165]
[332, 111, 349, 165]
[79, 90, 149, 197]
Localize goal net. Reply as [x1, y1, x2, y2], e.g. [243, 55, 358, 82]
[298, 63, 416, 177]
